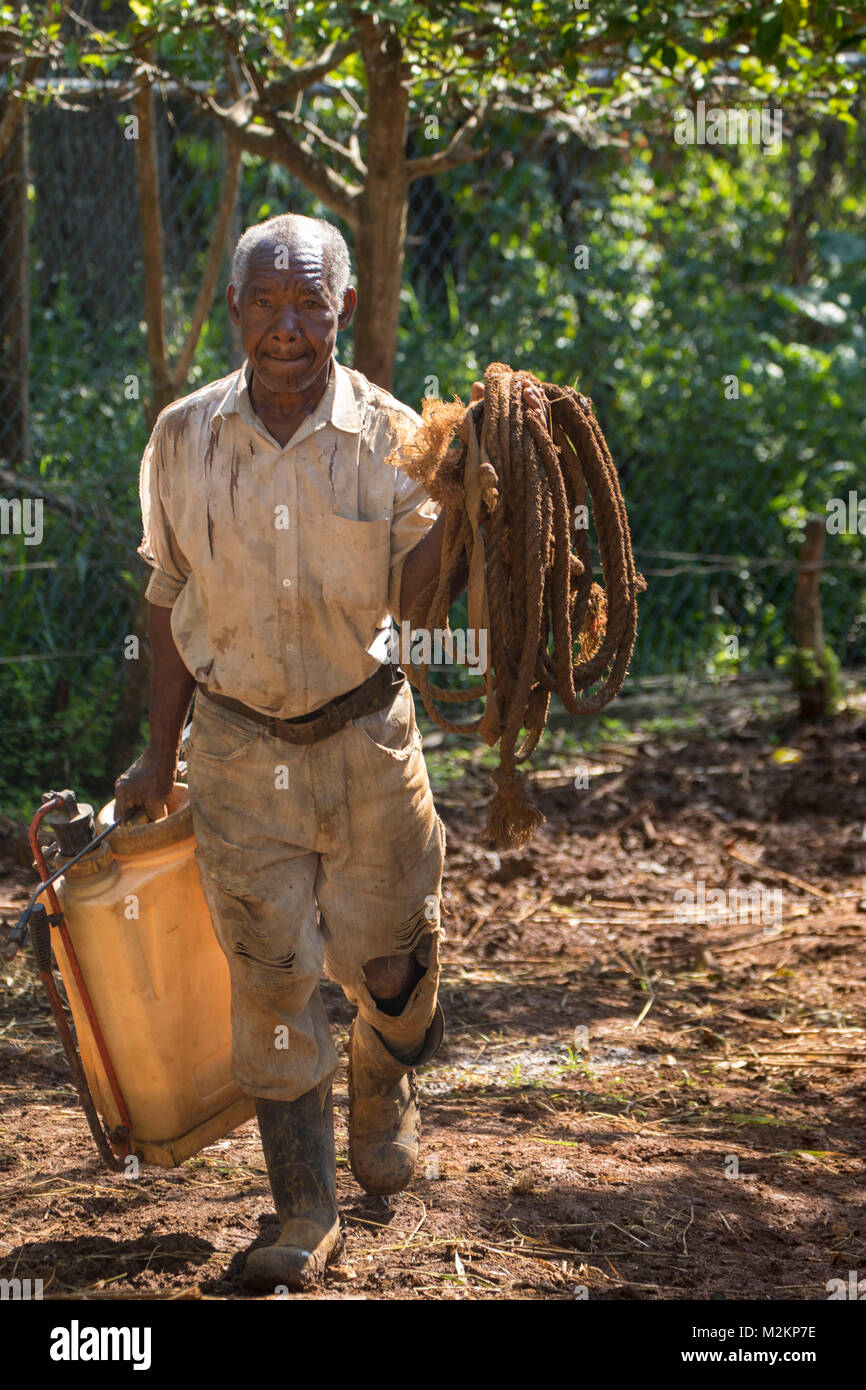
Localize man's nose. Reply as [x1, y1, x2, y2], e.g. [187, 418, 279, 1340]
[269, 304, 302, 338]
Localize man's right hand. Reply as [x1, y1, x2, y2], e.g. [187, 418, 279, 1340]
[115, 602, 196, 822]
[114, 745, 176, 823]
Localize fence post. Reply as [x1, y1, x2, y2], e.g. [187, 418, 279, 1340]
[792, 514, 835, 719]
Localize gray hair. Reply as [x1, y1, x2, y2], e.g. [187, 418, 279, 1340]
[230, 213, 351, 303]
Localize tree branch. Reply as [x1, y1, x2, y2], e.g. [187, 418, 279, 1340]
[202, 96, 361, 227]
[406, 142, 488, 180]
[265, 37, 358, 105]
[147, 49, 363, 230]
[0, 465, 80, 522]
[406, 99, 497, 182]
[276, 109, 367, 174]
[0, 56, 41, 159]
[268, 113, 362, 225]
[173, 133, 243, 384]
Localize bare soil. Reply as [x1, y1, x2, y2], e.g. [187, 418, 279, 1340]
[2, 697, 865, 1301]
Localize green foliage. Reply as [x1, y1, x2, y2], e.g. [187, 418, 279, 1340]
[2, 0, 865, 813]
[396, 117, 866, 680]
[9, 0, 863, 141]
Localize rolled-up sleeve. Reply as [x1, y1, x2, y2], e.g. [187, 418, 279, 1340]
[388, 462, 440, 626]
[137, 419, 190, 608]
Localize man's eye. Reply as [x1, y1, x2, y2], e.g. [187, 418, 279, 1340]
[304, 299, 321, 308]
[255, 298, 271, 308]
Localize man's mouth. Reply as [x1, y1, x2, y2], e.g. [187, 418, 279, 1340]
[264, 352, 309, 364]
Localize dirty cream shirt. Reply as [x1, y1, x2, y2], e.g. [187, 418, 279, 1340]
[137, 357, 438, 718]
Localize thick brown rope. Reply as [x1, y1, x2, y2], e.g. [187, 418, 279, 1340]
[387, 362, 645, 850]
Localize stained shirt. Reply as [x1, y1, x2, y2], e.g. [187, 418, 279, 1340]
[137, 356, 438, 718]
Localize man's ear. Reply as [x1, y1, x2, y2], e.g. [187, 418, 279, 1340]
[227, 282, 240, 326]
[338, 286, 357, 330]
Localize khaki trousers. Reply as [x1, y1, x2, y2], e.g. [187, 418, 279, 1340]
[185, 678, 445, 1101]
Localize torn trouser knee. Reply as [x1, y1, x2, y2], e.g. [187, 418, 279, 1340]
[348, 917, 443, 1058]
[318, 792, 447, 1052]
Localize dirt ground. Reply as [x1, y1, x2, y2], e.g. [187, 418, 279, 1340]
[1, 686, 865, 1301]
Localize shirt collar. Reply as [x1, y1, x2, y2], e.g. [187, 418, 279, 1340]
[213, 357, 363, 440]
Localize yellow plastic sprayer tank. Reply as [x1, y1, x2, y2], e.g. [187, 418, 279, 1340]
[52, 785, 254, 1167]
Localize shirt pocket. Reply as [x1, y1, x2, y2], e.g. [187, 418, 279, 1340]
[321, 513, 391, 620]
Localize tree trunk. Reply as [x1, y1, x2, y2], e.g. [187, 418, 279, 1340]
[351, 20, 409, 390]
[133, 66, 173, 427]
[109, 97, 242, 777]
[227, 186, 244, 368]
[106, 65, 167, 778]
[786, 118, 847, 288]
[0, 106, 30, 468]
[105, 582, 153, 777]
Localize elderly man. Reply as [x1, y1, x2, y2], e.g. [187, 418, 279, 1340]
[116, 211, 543, 1292]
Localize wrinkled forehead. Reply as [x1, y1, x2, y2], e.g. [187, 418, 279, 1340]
[244, 231, 329, 287]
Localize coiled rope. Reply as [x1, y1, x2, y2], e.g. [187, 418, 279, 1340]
[388, 362, 645, 850]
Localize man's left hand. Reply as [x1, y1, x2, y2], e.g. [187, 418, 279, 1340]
[470, 376, 547, 422]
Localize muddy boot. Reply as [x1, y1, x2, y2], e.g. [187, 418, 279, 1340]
[348, 1003, 444, 1196]
[243, 1083, 342, 1293]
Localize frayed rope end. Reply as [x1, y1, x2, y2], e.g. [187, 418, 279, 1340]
[485, 767, 545, 850]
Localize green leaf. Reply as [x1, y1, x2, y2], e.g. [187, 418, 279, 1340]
[756, 10, 784, 61]
[815, 230, 866, 269]
[771, 285, 847, 326]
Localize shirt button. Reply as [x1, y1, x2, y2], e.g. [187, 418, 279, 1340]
[282, 578, 292, 588]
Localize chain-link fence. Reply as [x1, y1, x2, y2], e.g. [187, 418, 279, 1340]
[1, 76, 863, 809]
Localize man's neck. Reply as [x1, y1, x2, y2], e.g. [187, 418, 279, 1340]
[248, 359, 333, 448]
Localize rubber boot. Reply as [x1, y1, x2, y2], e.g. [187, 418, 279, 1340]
[348, 1003, 444, 1196]
[243, 1082, 342, 1293]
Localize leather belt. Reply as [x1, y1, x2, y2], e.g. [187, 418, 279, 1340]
[195, 663, 406, 746]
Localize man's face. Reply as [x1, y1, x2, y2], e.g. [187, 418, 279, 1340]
[227, 231, 354, 399]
